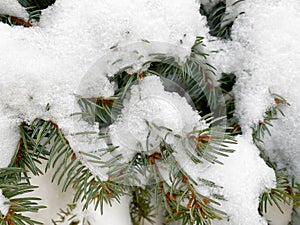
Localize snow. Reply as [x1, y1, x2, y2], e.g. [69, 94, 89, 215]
[0, 0, 206, 168]
[0, 189, 9, 216]
[109, 76, 202, 163]
[211, 136, 275, 225]
[207, 0, 300, 183]
[179, 135, 275, 225]
[0, 115, 20, 168]
[0, 0, 298, 224]
[0, 0, 27, 18]
[199, 0, 243, 27]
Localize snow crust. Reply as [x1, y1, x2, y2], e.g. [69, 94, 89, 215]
[0, 0, 206, 168]
[0, 189, 9, 216]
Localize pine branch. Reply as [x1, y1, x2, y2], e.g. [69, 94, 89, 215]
[0, 167, 45, 225]
[74, 37, 238, 224]
[81, 118, 234, 224]
[51, 203, 91, 225]
[0, 14, 32, 27]
[3, 35, 239, 224]
[149, 37, 219, 115]
[200, 0, 245, 40]
[75, 37, 224, 131]
[186, 124, 236, 165]
[75, 96, 121, 128]
[158, 168, 225, 225]
[9, 119, 124, 217]
[130, 187, 156, 225]
[9, 120, 52, 177]
[17, 0, 56, 21]
[252, 93, 290, 151]
[259, 169, 294, 214]
[251, 93, 300, 216]
[218, 73, 241, 135]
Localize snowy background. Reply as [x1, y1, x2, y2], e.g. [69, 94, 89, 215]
[0, 0, 299, 224]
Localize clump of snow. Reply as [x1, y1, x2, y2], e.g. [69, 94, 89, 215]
[0, 0, 28, 18]
[262, 99, 300, 182]
[208, 0, 300, 132]
[109, 76, 202, 162]
[0, 189, 9, 216]
[180, 135, 275, 225]
[0, 0, 207, 167]
[0, 115, 20, 168]
[207, 0, 300, 183]
[211, 136, 275, 225]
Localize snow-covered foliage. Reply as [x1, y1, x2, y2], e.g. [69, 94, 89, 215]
[1, 0, 299, 224]
[208, 0, 300, 182]
[0, 0, 206, 168]
[109, 76, 203, 162]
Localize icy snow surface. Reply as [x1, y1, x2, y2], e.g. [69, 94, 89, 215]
[208, 0, 300, 182]
[0, 189, 9, 216]
[0, 0, 206, 168]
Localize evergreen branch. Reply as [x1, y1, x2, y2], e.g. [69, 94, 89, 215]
[218, 73, 241, 135]
[130, 187, 156, 225]
[148, 38, 219, 114]
[200, 0, 245, 40]
[10, 120, 52, 176]
[74, 37, 222, 131]
[185, 115, 236, 165]
[71, 168, 125, 213]
[294, 183, 300, 208]
[158, 169, 225, 225]
[4, 36, 238, 224]
[9, 119, 124, 216]
[0, 0, 55, 27]
[80, 121, 231, 224]
[0, 14, 32, 27]
[252, 93, 290, 150]
[251, 93, 299, 215]
[186, 129, 235, 165]
[17, 0, 56, 21]
[0, 167, 45, 225]
[75, 96, 121, 128]
[51, 203, 91, 225]
[259, 170, 294, 214]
